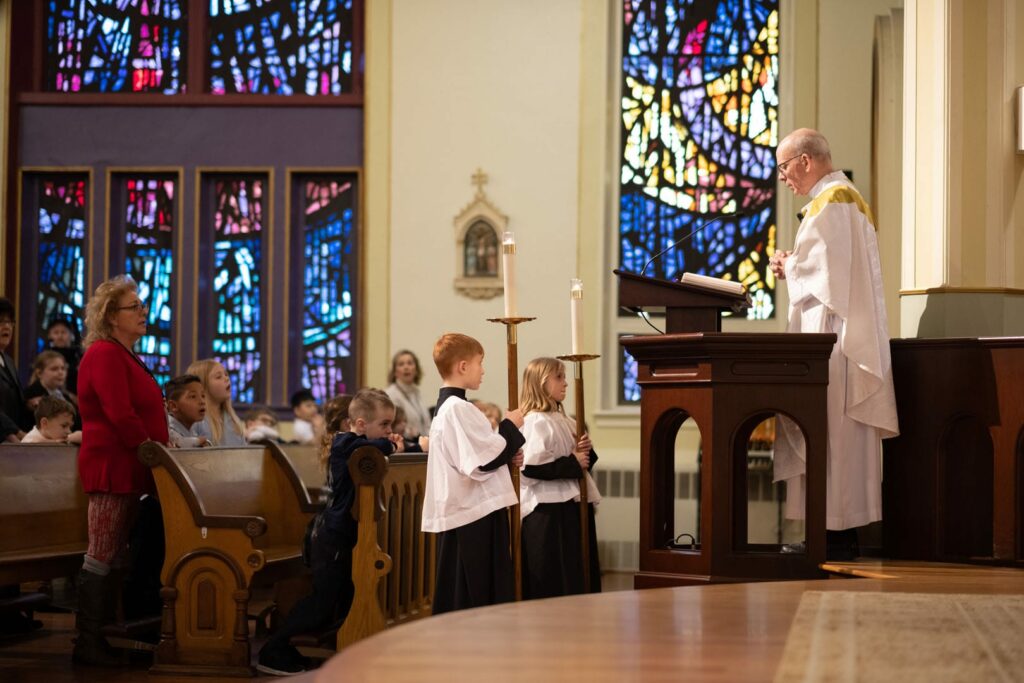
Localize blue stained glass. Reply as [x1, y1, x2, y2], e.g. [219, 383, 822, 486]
[620, 0, 779, 325]
[300, 177, 358, 402]
[212, 178, 264, 403]
[35, 176, 88, 353]
[122, 176, 176, 386]
[209, 0, 354, 95]
[621, 341, 641, 404]
[46, 0, 186, 93]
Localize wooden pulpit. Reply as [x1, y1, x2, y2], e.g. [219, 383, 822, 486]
[615, 270, 836, 587]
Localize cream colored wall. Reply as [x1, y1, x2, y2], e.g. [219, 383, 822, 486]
[371, 0, 583, 409]
[899, 0, 1024, 337]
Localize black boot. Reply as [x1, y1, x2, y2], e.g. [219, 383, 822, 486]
[72, 569, 122, 666]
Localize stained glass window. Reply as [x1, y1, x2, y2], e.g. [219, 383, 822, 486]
[120, 175, 176, 387]
[209, 0, 355, 95]
[211, 176, 265, 403]
[620, 339, 641, 404]
[621, 0, 779, 320]
[35, 175, 89, 352]
[46, 0, 187, 93]
[299, 176, 358, 402]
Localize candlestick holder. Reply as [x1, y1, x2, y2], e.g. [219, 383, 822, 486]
[556, 352, 601, 590]
[487, 315, 535, 601]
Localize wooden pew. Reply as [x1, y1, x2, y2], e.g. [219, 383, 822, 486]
[277, 443, 327, 503]
[336, 448, 434, 651]
[0, 444, 88, 597]
[138, 440, 321, 676]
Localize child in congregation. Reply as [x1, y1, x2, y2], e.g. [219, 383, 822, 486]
[421, 333, 525, 614]
[187, 359, 246, 446]
[25, 349, 80, 429]
[256, 388, 404, 677]
[21, 395, 81, 444]
[164, 374, 210, 448]
[392, 406, 429, 452]
[243, 408, 282, 443]
[471, 399, 502, 431]
[519, 357, 602, 598]
[290, 389, 325, 445]
[44, 317, 82, 394]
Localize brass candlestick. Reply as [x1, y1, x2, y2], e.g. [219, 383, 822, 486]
[487, 315, 535, 601]
[556, 353, 600, 591]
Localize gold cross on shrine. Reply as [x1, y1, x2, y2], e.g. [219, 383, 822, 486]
[471, 168, 488, 197]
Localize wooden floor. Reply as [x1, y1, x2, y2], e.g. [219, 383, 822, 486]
[2, 565, 1022, 682]
[315, 561, 1024, 683]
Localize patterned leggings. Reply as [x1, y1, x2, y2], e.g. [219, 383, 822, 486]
[86, 493, 139, 566]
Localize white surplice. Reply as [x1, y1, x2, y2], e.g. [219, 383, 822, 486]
[519, 411, 602, 519]
[774, 171, 899, 530]
[421, 396, 518, 533]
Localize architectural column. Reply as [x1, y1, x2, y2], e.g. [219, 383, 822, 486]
[900, 0, 1024, 337]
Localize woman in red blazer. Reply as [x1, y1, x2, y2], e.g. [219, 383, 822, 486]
[74, 275, 168, 666]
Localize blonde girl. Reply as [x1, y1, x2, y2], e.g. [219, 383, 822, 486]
[519, 357, 602, 598]
[186, 359, 245, 446]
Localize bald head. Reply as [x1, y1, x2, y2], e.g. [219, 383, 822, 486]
[779, 128, 832, 162]
[777, 128, 835, 196]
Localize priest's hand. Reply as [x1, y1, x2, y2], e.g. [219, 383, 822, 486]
[769, 250, 791, 280]
[511, 449, 524, 469]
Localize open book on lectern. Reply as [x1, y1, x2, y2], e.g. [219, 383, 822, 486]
[677, 272, 746, 297]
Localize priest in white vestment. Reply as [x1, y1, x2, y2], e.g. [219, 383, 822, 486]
[769, 129, 899, 544]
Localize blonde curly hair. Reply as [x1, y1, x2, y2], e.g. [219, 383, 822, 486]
[83, 275, 138, 348]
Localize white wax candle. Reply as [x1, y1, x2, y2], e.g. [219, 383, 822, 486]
[570, 278, 583, 355]
[502, 232, 517, 317]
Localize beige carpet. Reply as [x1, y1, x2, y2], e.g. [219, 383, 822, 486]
[774, 591, 1024, 683]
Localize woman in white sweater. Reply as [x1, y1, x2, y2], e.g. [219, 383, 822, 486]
[384, 350, 432, 439]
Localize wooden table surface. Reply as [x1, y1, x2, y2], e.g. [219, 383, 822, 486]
[314, 563, 1024, 683]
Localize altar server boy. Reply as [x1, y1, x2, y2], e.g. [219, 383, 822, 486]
[421, 333, 525, 614]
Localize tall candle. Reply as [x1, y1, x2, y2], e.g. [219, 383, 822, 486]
[502, 232, 517, 317]
[570, 278, 583, 355]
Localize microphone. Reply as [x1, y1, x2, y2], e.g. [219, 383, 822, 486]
[639, 211, 745, 279]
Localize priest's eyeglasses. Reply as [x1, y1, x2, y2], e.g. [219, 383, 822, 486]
[777, 153, 805, 175]
[116, 302, 148, 313]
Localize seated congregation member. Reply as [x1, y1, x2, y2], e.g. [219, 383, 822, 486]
[471, 399, 502, 431]
[187, 359, 246, 447]
[75, 275, 169, 666]
[256, 389, 405, 676]
[421, 333, 525, 615]
[519, 357, 601, 599]
[393, 406, 428, 452]
[290, 388, 324, 445]
[0, 412, 19, 443]
[25, 349, 80, 429]
[0, 297, 31, 433]
[45, 317, 83, 394]
[322, 394, 352, 436]
[164, 374, 209, 448]
[243, 408, 282, 443]
[385, 349, 432, 440]
[22, 395, 81, 444]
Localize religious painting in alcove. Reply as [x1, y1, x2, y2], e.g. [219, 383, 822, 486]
[453, 169, 508, 300]
[464, 221, 499, 278]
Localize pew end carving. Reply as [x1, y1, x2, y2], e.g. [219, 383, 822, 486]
[138, 441, 317, 677]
